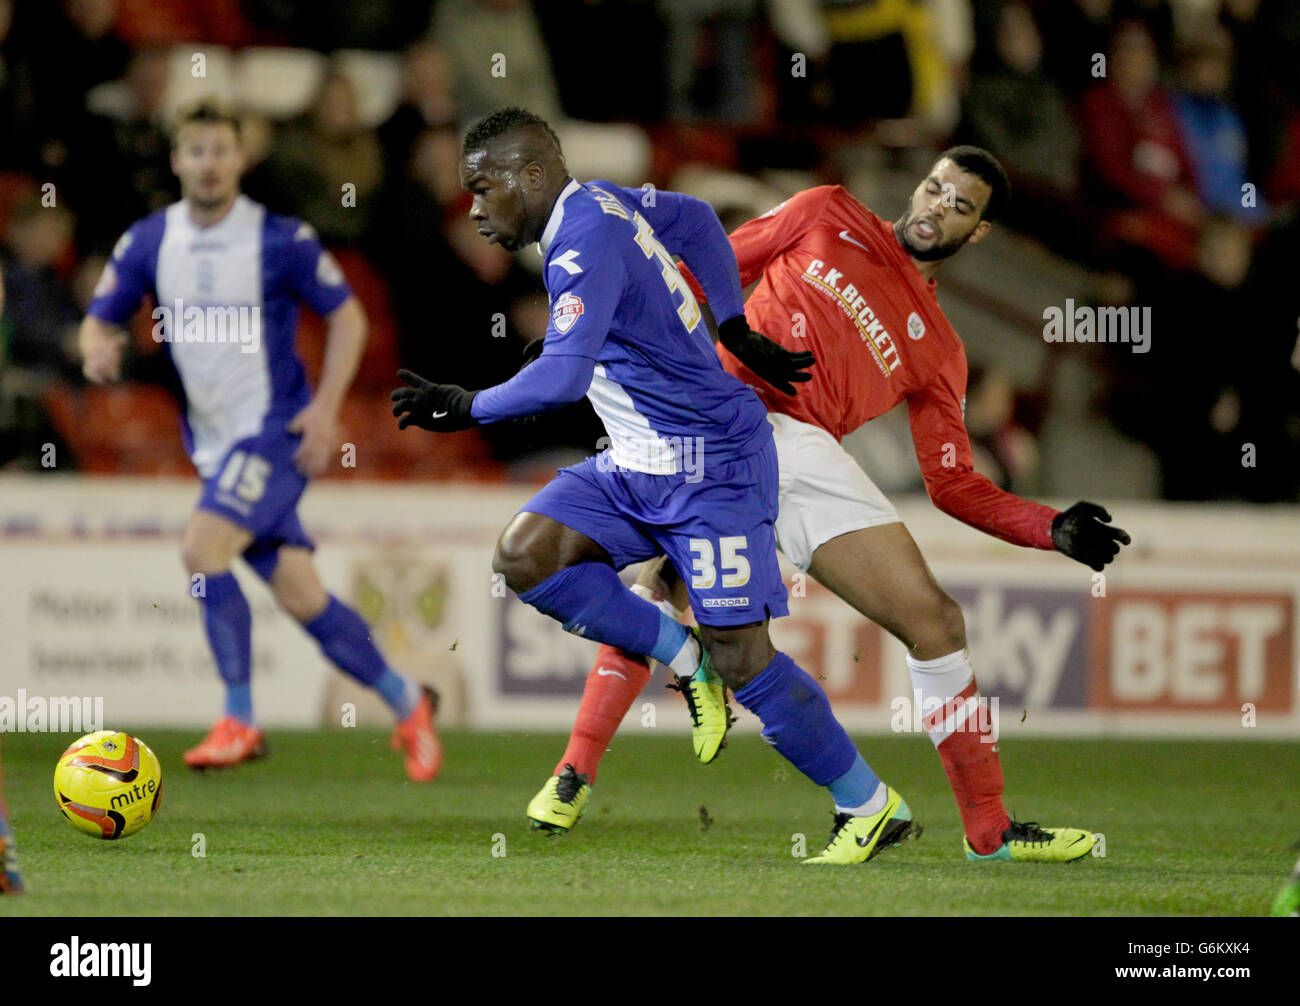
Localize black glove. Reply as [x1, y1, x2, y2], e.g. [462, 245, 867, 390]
[717, 315, 815, 396]
[1051, 501, 1131, 571]
[390, 369, 478, 431]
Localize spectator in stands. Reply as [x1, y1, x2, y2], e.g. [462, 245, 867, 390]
[365, 125, 600, 464]
[0, 0, 130, 179]
[1078, 18, 1203, 275]
[1220, 0, 1300, 186]
[962, 2, 1085, 254]
[0, 194, 83, 385]
[366, 127, 522, 389]
[536, 0, 667, 122]
[1038, 0, 1174, 99]
[66, 46, 176, 255]
[429, 0, 563, 127]
[965, 363, 1039, 494]
[1170, 23, 1265, 223]
[659, 0, 759, 123]
[0, 0, 39, 173]
[377, 41, 458, 182]
[817, 0, 955, 128]
[265, 69, 384, 247]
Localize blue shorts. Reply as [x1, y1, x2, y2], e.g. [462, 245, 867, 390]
[522, 439, 788, 627]
[197, 425, 314, 581]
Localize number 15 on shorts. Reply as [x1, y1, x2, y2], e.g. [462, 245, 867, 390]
[690, 536, 750, 589]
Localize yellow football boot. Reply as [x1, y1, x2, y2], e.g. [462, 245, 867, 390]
[964, 820, 1096, 862]
[804, 786, 920, 864]
[526, 764, 591, 835]
[669, 628, 732, 764]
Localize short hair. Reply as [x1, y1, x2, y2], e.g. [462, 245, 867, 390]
[170, 98, 242, 147]
[461, 106, 562, 161]
[935, 145, 1011, 223]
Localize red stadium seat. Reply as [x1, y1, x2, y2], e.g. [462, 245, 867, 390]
[325, 393, 503, 482]
[42, 383, 192, 476]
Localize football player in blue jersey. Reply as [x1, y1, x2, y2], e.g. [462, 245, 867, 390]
[78, 100, 442, 781]
[392, 107, 914, 862]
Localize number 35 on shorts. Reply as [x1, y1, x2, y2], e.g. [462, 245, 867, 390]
[689, 536, 750, 589]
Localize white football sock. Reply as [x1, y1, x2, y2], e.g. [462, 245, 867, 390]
[836, 780, 887, 818]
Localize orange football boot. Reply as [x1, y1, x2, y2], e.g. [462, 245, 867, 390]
[391, 686, 442, 782]
[184, 716, 267, 769]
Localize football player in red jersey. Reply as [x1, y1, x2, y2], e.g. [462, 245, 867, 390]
[527, 147, 1130, 863]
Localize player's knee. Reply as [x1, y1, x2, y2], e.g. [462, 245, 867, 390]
[181, 537, 225, 577]
[275, 580, 328, 623]
[492, 525, 541, 594]
[698, 623, 776, 690]
[916, 591, 966, 657]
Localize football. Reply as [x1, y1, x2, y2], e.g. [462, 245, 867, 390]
[53, 731, 163, 840]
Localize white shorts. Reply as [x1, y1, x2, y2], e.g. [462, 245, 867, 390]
[769, 412, 901, 571]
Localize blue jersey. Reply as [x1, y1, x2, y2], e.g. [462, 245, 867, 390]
[471, 179, 770, 473]
[87, 195, 351, 477]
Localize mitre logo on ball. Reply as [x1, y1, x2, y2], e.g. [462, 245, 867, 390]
[552, 292, 584, 333]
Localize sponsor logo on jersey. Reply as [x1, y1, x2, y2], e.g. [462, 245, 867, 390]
[801, 258, 900, 376]
[907, 312, 925, 340]
[552, 291, 584, 334]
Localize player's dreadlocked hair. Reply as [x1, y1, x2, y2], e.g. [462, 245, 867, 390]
[461, 106, 563, 160]
[935, 145, 1011, 223]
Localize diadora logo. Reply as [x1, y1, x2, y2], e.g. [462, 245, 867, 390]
[907, 312, 925, 340]
[552, 292, 584, 334]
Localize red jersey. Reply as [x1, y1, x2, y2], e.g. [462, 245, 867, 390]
[690, 185, 1057, 550]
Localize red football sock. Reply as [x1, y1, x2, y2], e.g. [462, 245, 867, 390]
[554, 644, 651, 783]
[910, 651, 1012, 855]
[935, 711, 1011, 855]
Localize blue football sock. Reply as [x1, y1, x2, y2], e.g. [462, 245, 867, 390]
[733, 652, 866, 788]
[518, 563, 689, 666]
[304, 596, 415, 719]
[199, 571, 253, 725]
[828, 755, 883, 814]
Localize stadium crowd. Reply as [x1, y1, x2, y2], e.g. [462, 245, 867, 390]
[0, 0, 1297, 500]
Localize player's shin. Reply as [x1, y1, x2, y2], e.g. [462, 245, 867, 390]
[199, 570, 254, 724]
[733, 652, 880, 806]
[556, 644, 652, 782]
[304, 595, 417, 718]
[518, 563, 696, 671]
[907, 649, 1009, 855]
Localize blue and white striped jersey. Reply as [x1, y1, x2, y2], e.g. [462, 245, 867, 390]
[471, 179, 770, 473]
[88, 195, 351, 477]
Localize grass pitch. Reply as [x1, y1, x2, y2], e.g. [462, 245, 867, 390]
[1, 730, 1295, 916]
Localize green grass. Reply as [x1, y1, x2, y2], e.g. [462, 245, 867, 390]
[2, 730, 1296, 915]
